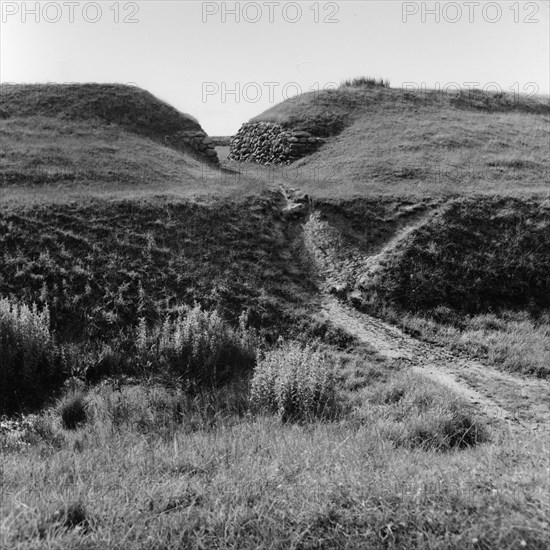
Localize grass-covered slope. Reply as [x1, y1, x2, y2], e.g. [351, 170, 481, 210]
[0, 84, 216, 192]
[254, 82, 549, 134]
[0, 83, 202, 149]
[301, 195, 550, 376]
[0, 195, 317, 342]
[356, 197, 550, 316]
[251, 82, 550, 196]
[0, 116, 207, 188]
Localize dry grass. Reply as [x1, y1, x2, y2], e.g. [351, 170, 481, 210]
[457, 316, 550, 376]
[396, 311, 550, 379]
[353, 370, 487, 451]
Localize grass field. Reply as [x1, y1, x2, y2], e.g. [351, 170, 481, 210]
[2, 380, 547, 550]
[1, 82, 549, 549]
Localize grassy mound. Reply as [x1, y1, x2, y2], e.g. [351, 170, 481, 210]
[253, 79, 549, 137]
[0, 83, 203, 152]
[0, 84, 221, 193]
[250, 80, 550, 196]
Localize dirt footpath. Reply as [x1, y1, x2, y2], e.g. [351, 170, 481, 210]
[320, 296, 549, 432]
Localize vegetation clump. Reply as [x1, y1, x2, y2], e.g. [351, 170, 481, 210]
[59, 391, 88, 430]
[340, 76, 390, 88]
[136, 305, 257, 389]
[251, 342, 339, 422]
[0, 296, 64, 413]
[41, 501, 92, 536]
[363, 372, 488, 451]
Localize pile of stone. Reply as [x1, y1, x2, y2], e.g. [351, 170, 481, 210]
[166, 131, 219, 164]
[228, 122, 324, 165]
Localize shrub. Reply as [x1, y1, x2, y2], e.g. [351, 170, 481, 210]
[136, 305, 257, 388]
[0, 296, 62, 413]
[59, 391, 88, 430]
[251, 342, 339, 422]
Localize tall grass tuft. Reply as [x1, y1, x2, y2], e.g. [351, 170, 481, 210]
[251, 341, 339, 423]
[364, 372, 488, 451]
[135, 305, 257, 389]
[0, 296, 63, 412]
[340, 76, 390, 88]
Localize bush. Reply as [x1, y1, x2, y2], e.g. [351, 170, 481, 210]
[136, 305, 257, 388]
[251, 342, 339, 422]
[59, 391, 88, 430]
[0, 296, 63, 413]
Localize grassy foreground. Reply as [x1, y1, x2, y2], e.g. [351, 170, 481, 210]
[2, 360, 548, 549]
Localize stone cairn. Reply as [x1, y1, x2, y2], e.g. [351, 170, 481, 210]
[228, 122, 324, 165]
[166, 131, 219, 164]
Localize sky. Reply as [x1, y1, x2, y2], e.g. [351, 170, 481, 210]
[1, 0, 549, 135]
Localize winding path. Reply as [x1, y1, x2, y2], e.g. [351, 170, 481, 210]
[320, 296, 549, 431]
